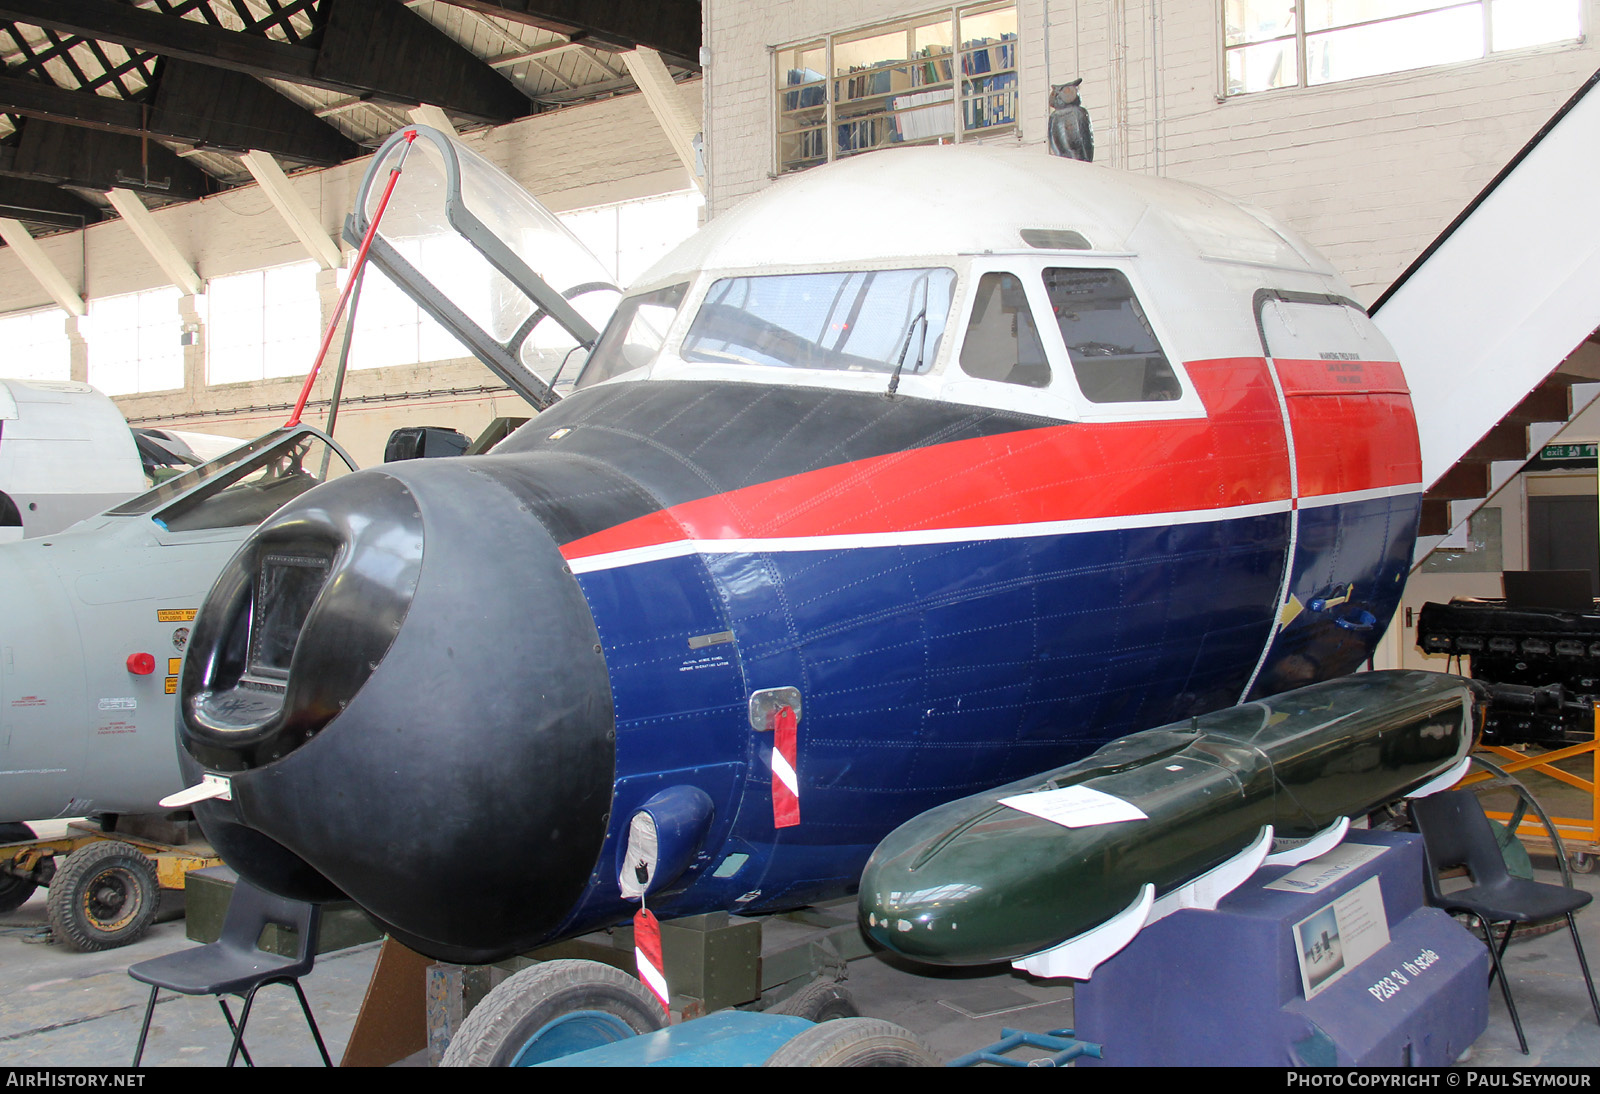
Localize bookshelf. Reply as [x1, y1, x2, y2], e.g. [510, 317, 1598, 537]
[776, 4, 1016, 175]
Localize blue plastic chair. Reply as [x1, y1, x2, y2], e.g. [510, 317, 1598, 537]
[1411, 790, 1600, 1055]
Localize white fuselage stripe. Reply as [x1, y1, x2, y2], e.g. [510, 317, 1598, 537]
[565, 484, 1421, 575]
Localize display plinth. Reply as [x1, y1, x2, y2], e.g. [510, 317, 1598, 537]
[1074, 830, 1488, 1066]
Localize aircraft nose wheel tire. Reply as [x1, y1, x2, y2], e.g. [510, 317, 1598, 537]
[0, 823, 37, 913]
[762, 1018, 938, 1066]
[440, 959, 666, 1066]
[45, 841, 159, 952]
[770, 978, 860, 1023]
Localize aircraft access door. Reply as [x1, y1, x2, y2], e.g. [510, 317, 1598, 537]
[1245, 291, 1424, 699]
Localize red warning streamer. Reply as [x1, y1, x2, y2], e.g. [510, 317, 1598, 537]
[633, 907, 670, 1017]
[771, 704, 800, 828]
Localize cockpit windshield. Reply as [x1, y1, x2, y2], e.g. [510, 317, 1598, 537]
[107, 427, 355, 533]
[679, 268, 956, 375]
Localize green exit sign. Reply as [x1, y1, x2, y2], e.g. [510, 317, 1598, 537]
[1539, 443, 1599, 460]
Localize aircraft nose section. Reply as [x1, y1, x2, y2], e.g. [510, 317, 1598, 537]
[178, 458, 617, 964]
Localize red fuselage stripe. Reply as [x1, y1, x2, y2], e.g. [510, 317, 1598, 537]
[560, 357, 1420, 562]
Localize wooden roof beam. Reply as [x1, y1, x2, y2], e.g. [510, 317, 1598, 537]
[0, 175, 101, 231]
[0, 0, 529, 123]
[0, 117, 212, 201]
[104, 186, 202, 296]
[0, 215, 82, 314]
[0, 61, 359, 166]
[430, 1, 702, 69]
[619, 47, 701, 193]
[238, 150, 342, 270]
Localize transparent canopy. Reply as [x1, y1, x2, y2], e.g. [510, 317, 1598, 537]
[107, 425, 355, 533]
[351, 126, 623, 407]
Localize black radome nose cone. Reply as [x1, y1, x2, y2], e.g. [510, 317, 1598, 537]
[180, 457, 616, 963]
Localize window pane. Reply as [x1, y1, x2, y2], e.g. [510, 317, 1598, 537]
[136, 288, 183, 392]
[1307, 6, 1483, 84]
[959, 272, 1049, 388]
[1303, 0, 1466, 32]
[834, 28, 908, 78]
[1043, 269, 1179, 404]
[261, 264, 320, 380]
[913, 19, 953, 56]
[1224, 0, 1298, 46]
[87, 288, 180, 395]
[682, 268, 956, 375]
[0, 309, 69, 381]
[1491, 0, 1581, 50]
[959, 5, 1018, 48]
[963, 77, 1014, 134]
[578, 283, 688, 388]
[1225, 38, 1298, 93]
[208, 263, 319, 385]
[777, 41, 829, 174]
[776, 6, 1015, 173]
[777, 42, 826, 92]
[345, 263, 420, 372]
[207, 272, 264, 386]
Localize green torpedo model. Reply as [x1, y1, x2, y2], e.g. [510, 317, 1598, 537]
[859, 670, 1483, 967]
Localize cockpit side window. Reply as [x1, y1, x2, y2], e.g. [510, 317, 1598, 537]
[576, 283, 688, 389]
[958, 272, 1050, 388]
[1043, 268, 1181, 403]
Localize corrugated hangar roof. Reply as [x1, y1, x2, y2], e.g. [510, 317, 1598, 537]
[0, 0, 700, 232]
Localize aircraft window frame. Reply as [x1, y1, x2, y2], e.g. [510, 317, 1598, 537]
[939, 256, 1200, 423]
[576, 283, 690, 389]
[153, 433, 356, 534]
[106, 426, 356, 530]
[1041, 266, 1184, 405]
[957, 270, 1052, 389]
[673, 266, 959, 379]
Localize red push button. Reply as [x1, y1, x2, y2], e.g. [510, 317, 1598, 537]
[126, 652, 156, 675]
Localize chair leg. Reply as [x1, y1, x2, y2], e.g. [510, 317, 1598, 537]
[1488, 921, 1518, 989]
[1564, 912, 1600, 1027]
[290, 980, 333, 1067]
[131, 985, 159, 1067]
[1481, 915, 1529, 1055]
[222, 991, 260, 1068]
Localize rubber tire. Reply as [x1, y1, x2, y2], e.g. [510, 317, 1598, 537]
[771, 979, 859, 1023]
[441, 959, 666, 1066]
[0, 823, 37, 913]
[45, 841, 159, 952]
[764, 1018, 937, 1066]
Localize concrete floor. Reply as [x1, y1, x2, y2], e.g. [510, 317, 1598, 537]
[0, 854, 1596, 1067]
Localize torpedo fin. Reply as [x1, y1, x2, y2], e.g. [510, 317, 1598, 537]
[1265, 816, 1349, 866]
[1405, 754, 1472, 800]
[1011, 883, 1154, 981]
[1149, 824, 1274, 923]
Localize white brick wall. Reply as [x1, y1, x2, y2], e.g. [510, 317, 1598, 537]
[707, 0, 1600, 303]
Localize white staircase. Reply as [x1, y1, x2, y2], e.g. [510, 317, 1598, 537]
[1370, 68, 1600, 565]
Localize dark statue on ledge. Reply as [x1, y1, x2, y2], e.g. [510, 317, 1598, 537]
[1048, 78, 1094, 162]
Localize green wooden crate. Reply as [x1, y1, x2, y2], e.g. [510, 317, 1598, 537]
[184, 865, 382, 954]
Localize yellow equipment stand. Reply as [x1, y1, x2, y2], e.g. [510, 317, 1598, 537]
[1462, 705, 1600, 871]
